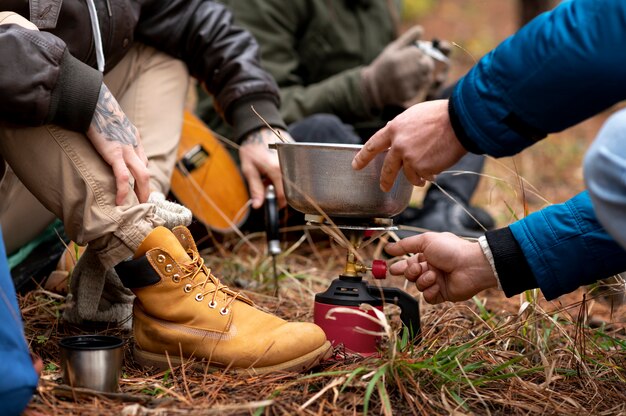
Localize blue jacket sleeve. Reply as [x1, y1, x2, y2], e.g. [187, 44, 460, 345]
[0, 229, 39, 414]
[508, 191, 626, 300]
[450, 0, 626, 157]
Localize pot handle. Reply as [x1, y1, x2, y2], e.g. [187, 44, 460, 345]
[368, 285, 421, 342]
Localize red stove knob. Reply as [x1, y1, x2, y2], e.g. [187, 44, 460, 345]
[371, 260, 387, 279]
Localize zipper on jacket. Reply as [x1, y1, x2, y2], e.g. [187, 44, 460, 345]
[86, 0, 105, 72]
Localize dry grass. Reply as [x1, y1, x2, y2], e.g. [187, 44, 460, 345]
[21, 227, 626, 415]
[18, 1, 626, 414]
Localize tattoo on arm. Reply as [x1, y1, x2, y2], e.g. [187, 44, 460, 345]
[242, 129, 280, 154]
[242, 130, 265, 146]
[242, 129, 289, 152]
[91, 85, 138, 146]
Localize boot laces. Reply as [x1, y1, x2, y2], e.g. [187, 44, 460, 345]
[180, 250, 253, 312]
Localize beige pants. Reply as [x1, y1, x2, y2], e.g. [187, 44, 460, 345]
[0, 12, 189, 268]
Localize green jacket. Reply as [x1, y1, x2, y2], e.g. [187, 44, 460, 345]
[198, 0, 401, 139]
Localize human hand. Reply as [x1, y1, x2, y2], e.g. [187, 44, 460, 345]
[87, 84, 150, 205]
[385, 232, 497, 304]
[31, 352, 43, 376]
[361, 25, 435, 110]
[240, 128, 293, 209]
[352, 99, 467, 192]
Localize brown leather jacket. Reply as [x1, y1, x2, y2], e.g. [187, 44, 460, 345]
[0, 0, 284, 139]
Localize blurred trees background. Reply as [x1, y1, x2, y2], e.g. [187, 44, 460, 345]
[517, 0, 556, 26]
[403, 0, 557, 28]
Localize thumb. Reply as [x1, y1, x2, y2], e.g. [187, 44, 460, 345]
[390, 25, 424, 50]
[385, 233, 427, 257]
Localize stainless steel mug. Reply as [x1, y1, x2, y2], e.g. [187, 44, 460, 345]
[59, 335, 124, 392]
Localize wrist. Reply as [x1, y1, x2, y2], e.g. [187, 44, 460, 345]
[485, 227, 537, 297]
[448, 96, 484, 154]
[478, 236, 501, 290]
[467, 240, 499, 291]
[229, 97, 286, 143]
[360, 67, 383, 111]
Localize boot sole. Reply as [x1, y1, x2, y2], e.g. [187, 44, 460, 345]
[133, 341, 333, 375]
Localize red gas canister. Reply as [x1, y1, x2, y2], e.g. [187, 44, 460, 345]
[314, 275, 421, 357]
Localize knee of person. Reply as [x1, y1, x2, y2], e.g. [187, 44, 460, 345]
[288, 113, 361, 145]
[584, 110, 626, 194]
[584, 111, 626, 248]
[303, 113, 343, 126]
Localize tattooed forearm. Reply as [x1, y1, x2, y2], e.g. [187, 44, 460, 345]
[91, 84, 138, 146]
[242, 128, 293, 149]
[242, 130, 265, 145]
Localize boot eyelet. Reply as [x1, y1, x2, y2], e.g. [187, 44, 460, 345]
[195, 293, 204, 302]
[220, 307, 229, 315]
[184, 284, 192, 293]
[165, 264, 173, 273]
[157, 254, 166, 263]
[172, 274, 180, 283]
[208, 301, 217, 309]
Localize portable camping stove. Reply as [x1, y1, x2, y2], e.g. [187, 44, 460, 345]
[306, 214, 421, 356]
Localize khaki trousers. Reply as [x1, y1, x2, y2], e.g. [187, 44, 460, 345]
[0, 12, 189, 269]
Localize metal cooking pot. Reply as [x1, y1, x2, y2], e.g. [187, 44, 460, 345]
[270, 142, 413, 218]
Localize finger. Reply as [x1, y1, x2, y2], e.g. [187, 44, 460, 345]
[422, 282, 444, 304]
[126, 153, 151, 203]
[389, 259, 408, 276]
[110, 161, 131, 206]
[385, 234, 426, 256]
[134, 137, 149, 167]
[421, 172, 437, 182]
[274, 184, 287, 208]
[242, 163, 265, 209]
[414, 266, 436, 290]
[265, 166, 287, 208]
[379, 148, 403, 192]
[389, 256, 419, 281]
[352, 128, 392, 170]
[406, 260, 427, 282]
[403, 165, 426, 188]
[393, 25, 424, 48]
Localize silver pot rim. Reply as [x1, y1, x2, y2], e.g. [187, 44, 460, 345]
[269, 142, 366, 151]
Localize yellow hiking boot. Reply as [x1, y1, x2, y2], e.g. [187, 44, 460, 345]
[115, 226, 331, 374]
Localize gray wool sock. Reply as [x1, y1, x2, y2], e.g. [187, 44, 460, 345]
[63, 194, 189, 327]
[149, 191, 192, 229]
[63, 248, 134, 327]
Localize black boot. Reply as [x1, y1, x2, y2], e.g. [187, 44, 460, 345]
[395, 154, 495, 239]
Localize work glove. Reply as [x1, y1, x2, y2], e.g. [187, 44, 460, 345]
[361, 25, 435, 110]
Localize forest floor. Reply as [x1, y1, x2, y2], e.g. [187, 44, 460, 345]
[22, 1, 626, 414]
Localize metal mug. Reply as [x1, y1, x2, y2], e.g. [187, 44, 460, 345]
[59, 335, 124, 392]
